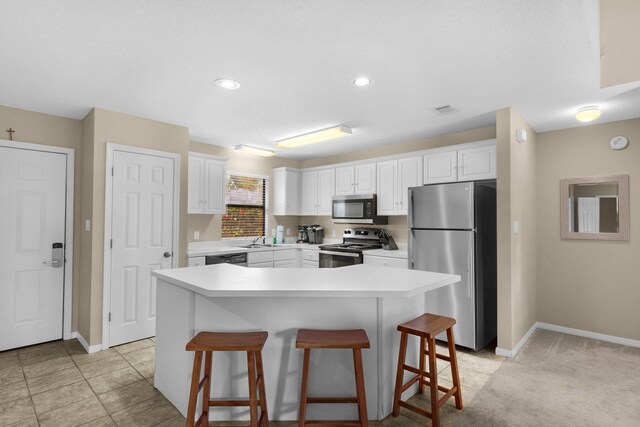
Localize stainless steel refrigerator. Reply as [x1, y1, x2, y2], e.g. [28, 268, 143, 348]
[408, 180, 497, 350]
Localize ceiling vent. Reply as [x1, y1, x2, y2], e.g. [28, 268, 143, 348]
[433, 105, 460, 115]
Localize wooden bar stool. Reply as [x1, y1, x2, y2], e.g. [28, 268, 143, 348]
[392, 313, 463, 427]
[185, 331, 269, 427]
[296, 329, 370, 427]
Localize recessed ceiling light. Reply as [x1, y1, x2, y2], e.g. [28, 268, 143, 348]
[353, 77, 371, 87]
[215, 78, 240, 90]
[276, 126, 352, 149]
[575, 106, 601, 122]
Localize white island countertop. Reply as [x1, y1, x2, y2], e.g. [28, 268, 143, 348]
[151, 264, 459, 298]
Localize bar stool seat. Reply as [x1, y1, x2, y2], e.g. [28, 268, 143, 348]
[296, 329, 370, 427]
[393, 313, 463, 427]
[186, 331, 269, 427]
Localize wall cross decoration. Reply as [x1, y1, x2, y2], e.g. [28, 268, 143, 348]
[6, 128, 15, 140]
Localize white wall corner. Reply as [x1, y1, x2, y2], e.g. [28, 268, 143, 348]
[74, 331, 103, 354]
[495, 322, 539, 358]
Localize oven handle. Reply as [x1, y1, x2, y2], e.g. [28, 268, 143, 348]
[318, 250, 361, 258]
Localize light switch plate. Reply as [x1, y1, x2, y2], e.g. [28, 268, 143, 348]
[513, 221, 520, 234]
[194, 231, 200, 240]
[85, 220, 91, 232]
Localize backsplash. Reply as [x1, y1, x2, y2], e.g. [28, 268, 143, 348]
[296, 215, 409, 243]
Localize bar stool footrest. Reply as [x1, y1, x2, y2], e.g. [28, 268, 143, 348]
[209, 398, 263, 407]
[398, 400, 432, 419]
[307, 396, 359, 404]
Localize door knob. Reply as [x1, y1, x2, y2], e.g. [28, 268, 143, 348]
[163, 252, 172, 258]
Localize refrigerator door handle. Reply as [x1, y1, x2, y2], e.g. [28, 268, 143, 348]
[467, 236, 474, 299]
[408, 189, 414, 229]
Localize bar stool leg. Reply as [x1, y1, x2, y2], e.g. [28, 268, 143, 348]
[298, 348, 311, 427]
[247, 351, 259, 427]
[427, 337, 440, 427]
[255, 350, 269, 425]
[418, 337, 426, 394]
[202, 351, 212, 426]
[186, 351, 203, 427]
[392, 332, 408, 416]
[447, 328, 464, 410]
[352, 348, 369, 427]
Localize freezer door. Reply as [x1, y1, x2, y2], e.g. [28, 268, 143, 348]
[410, 229, 476, 349]
[409, 182, 475, 230]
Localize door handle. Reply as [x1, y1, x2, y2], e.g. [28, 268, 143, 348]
[44, 243, 64, 268]
[42, 260, 62, 266]
[163, 252, 172, 258]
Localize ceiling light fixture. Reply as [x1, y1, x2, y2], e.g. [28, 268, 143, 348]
[215, 78, 240, 90]
[234, 144, 275, 157]
[353, 77, 371, 87]
[275, 126, 352, 149]
[575, 106, 601, 122]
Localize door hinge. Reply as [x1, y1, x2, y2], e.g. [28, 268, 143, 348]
[108, 312, 111, 322]
[110, 239, 113, 249]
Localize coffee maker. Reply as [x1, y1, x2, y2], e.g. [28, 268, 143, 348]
[297, 225, 309, 243]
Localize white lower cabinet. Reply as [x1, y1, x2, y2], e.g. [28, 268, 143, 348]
[301, 249, 319, 268]
[302, 260, 319, 268]
[247, 251, 274, 268]
[274, 259, 298, 268]
[250, 261, 274, 268]
[363, 255, 407, 269]
[188, 256, 205, 267]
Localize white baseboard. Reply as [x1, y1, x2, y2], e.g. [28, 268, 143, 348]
[73, 331, 102, 354]
[495, 321, 538, 358]
[495, 321, 640, 358]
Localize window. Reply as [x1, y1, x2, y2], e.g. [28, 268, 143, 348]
[222, 173, 267, 238]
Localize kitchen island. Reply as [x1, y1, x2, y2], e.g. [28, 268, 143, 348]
[152, 264, 460, 422]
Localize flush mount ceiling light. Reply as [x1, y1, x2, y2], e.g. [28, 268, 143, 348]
[575, 106, 601, 122]
[214, 78, 240, 90]
[275, 126, 352, 149]
[353, 77, 371, 87]
[234, 144, 275, 157]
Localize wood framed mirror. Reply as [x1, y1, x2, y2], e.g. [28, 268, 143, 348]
[560, 174, 629, 241]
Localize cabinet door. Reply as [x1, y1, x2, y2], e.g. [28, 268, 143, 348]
[424, 151, 457, 184]
[274, 259, 298, 268]
[302, 259, 319, 268]
[188, 156, 204, 213]
[376, 160, 398, 215]
[203, 159, 226, 214]
[248, 261, 273, 268]
[457, 144, 496, 181]
[317, 168, 335, 216]
[300, 170, 319, 215]
[354, 163, 376, 194]
[272, 169, 287, 215]
[285, 169, 300, 215]
[397, 156, 422, 215]
[187, 256, 205, 267]
[335, 166, 355, 195]
[363, 255, 407, 269]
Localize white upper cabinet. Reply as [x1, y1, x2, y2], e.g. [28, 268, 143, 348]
[424, 141, 496, 184]
[335, 166, 355, 195]
[457, 144, 496, 181]
[376, 156, 422, 215]
[335, 163, 376, 195]
[424, 151, 457, 184]
[273, 167, 300, 215]
[188, 153, 227, 214]
[301, 168, 335, 215]
[397, 156, 422, 214]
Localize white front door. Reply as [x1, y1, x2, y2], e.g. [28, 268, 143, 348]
[109, 149, 175, 347]
[0, 147, 67, 351]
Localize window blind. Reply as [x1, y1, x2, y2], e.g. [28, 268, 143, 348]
[222, 174, 266, 238]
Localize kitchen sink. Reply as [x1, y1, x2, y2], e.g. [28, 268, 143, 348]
[235, 243, 275, 249]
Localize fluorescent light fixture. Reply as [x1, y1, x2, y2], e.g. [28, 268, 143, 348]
[234, 144, 275, 157]
[215, 78, 240, 90]
[575, 106, 601, 122]
[276, 126, 352, 149]
[353, 77, 371, 87]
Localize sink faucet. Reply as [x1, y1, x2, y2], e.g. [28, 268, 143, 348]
[252, 236, 262, 244]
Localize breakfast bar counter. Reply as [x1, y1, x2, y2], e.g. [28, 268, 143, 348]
[152, 264, 460, 421]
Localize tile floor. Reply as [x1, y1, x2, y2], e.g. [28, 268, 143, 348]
[0, 338, 503, 426]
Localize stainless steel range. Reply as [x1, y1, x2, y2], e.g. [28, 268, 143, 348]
[318, 228, 383, 268]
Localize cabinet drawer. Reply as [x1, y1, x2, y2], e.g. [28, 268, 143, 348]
[274, 259, 298, 268]
[273, 249, 297, 261]
[248, 261, 273, 268]
[188, 256, 205, 267]
[363, 255, 407, 269]
[301, 249, 319, 262]
[247, 251, 274, 264]
[302, 259, 319, 268]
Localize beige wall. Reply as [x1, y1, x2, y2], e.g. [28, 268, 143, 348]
[0, 105, 84, 334]
[600, 0, 640, 87]
[81, 108, 190, 345]
[496, 108, 538, 351]
[187, 142, 301, 242]
[537, 118, 640, 340]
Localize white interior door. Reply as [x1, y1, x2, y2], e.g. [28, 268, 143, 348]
[110, 150, 175, 347]
[0, 147, 67, 351]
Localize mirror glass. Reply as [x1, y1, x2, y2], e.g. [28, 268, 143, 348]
[568, 182, 619, 233]
[560, 175, 629, 241]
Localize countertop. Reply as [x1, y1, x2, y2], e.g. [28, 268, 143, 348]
[187, 241, 408, 258]
[151, 263, 459, 298]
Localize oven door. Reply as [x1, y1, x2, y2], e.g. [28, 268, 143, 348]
[319, 250, 362, 268]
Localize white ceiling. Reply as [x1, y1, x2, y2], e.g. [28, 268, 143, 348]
[1, 1, 639, 159]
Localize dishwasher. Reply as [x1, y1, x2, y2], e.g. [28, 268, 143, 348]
[205, 252, 248, 267]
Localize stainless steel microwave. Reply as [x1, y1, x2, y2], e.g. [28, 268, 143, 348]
[332, 194, 388, 224]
